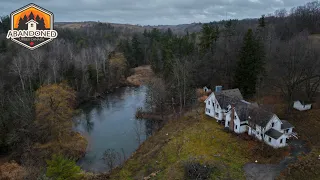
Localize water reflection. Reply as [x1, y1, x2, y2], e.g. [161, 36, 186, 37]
[75, 86, 162, 172]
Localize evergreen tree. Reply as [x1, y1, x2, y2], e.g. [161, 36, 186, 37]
[29, 12, 35, 20]
[131, 34, 144, 67]
[143, 29, 148, 37]
[23, 15, 28, 29]
[234, 29, 265, 98]
[17, 17, 24, 30]
[39, 17, 46, 30]
[199, 24, 219, 53]
[0, 40, 7, 53]
[46, 154, 82, 180]
[0, 15, 10, 32]
[258, 15, 266, 28]
[151, 41, 161, 73]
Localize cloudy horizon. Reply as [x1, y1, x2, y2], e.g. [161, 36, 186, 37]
[0, 0, 314, 25]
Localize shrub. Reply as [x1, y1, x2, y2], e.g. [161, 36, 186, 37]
[183, 160, 216, 180]
[46, 154, 82, 180]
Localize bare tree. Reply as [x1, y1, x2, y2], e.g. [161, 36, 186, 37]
[133, 119, 144, 145]
[270, 34, 320, 109]
[11, 53, 26, 91]
[102, 148, 121, 171]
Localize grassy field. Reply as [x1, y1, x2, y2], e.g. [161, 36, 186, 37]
[106, 106, 288, 180]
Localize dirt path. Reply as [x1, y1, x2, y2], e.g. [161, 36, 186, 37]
[126, 65, 154, 86]
[243, 140, 310, 180]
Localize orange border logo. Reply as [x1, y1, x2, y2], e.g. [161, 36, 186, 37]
[6, 3, 58, 50]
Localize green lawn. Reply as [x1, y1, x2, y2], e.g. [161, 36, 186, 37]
[108, 108, 271, 180]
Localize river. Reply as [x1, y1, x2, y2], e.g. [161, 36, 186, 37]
[74, 86, 160, 172]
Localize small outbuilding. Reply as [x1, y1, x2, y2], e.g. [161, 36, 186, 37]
[293, 100, 312, 111]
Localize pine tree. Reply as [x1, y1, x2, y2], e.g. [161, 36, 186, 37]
[17, 17, 24, 30]
[234, 29, 265, 98]
[199, 24, 219, 53]
[0, 15, 10, 32]
[35, 15, 44, 30]
[39, 17, 46, 30]
[23, 15, 28, 29]
[131, 34, 144, 67]
[46, 154, 82, 180]
[29, 12, 35, 20]
[258, 15, 266, 28]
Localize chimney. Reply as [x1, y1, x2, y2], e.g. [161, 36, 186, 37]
[229, 103, 235, 131]
[215, 86, 222, 93]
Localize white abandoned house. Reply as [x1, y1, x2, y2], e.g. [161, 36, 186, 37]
[26, 19, 38, 31]
[293, 100, 312, 111]
[204, 87, 294, 148]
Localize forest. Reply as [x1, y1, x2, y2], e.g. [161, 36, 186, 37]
[0, 0, 320, 179]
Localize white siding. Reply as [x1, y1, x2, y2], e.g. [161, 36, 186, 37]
[265, 115, 282, 132]
[205, 93, 223, 121]
[281, 127, 293, 135]
[264, 134, 287, 148]
[293, 101, 312, 111]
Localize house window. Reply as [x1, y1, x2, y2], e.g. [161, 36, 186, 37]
[208, 101, 210, 105]
[269, 137, 271, 142]
[30, 24, 33, 27]
[234, 115, 237, 119]
[280, 139, 283, 144]
[235, 125, 238, 129]
[228, 121, 230, 126]
[213, 103, 215, 107]
[208, 109, 210, 113]
[272, 122, 274, 127]
[215, 113, 218, 117]
[286, 129, 289, 133]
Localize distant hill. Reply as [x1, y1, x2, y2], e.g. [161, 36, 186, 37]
[54, 21, 204, 34]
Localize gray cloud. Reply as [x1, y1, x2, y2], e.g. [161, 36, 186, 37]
[0, 0, 313, 25]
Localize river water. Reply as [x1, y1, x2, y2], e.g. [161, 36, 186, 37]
[74, 86, 160, 172]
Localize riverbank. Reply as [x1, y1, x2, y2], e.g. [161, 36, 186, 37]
[126, 65, 154, 86]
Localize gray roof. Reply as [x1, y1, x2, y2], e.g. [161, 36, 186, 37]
[247, 105, 275, 127]
[296, 100, 313, 105]
[215, 88, 243, 110]
[265, 128, 283, 139]
[216, 95, 238, 109]
[216, 88, 243, 100]
[234, 100, 251, 122]
[281, 120, 294, 129]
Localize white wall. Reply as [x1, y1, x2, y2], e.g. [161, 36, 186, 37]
[265, 115, 282, 132]
[293, 101, 312, 111]
[281, 127, 293, 135]
[225, 111, 247, 134]
[264, 134, 287, 148]
[205, 93, 223, 121]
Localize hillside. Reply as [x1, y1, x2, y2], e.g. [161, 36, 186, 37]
[54, 21, 204, 33]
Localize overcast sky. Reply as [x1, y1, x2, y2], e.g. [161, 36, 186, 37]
[0, 0, 313, 25]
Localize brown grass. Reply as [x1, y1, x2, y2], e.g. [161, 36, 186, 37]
[126, 65, 154, 86]
[0, 161, 27, 180]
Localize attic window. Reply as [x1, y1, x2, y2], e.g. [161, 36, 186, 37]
[30, 24, 33, 27]
[272, 122, 274, 127]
